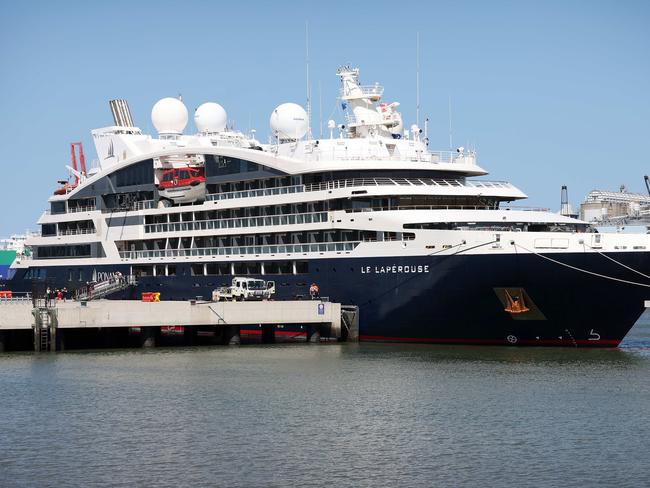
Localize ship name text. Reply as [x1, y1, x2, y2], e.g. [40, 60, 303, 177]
[361, 265, 430, 274]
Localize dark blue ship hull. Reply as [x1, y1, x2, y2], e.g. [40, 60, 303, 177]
[3, 252, 649, 347]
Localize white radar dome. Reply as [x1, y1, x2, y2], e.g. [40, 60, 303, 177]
[151, 97, 188, 135]
[194, 102, 227, 133]
[270, 103, 308, 140]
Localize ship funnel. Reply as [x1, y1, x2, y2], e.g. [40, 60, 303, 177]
[109, 99, 135, 127]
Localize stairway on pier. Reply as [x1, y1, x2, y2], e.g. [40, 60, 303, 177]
[76, 275, 137, 301]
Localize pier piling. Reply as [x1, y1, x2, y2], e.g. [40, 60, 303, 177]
[225, 325, 241, 345]
[261, 324, 275, 344]
[184, 326, 197, 346]
[306, 325, 321, 343]
[140, 327, 159, 348]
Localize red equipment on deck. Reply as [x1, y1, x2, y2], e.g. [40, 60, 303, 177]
[54, 142, 87, 195]
[70, 142, 87, 185]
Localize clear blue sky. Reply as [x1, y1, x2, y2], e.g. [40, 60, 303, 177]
[1, 0, 648, 236]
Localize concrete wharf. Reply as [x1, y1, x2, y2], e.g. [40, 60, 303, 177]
[0, 297, 358, 352]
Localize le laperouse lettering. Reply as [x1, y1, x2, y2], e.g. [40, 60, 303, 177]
[361, 265, 430, 274]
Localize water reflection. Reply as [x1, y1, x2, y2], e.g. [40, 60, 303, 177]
[0, 311, 647, 487]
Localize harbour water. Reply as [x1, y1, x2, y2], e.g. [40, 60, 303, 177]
[1, 310, 649, 487]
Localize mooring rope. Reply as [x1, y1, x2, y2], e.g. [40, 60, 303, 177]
[582, 243, 650, 281]
[512, 242, 650, 288]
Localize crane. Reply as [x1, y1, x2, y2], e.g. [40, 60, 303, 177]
[69, 142, 87, 185]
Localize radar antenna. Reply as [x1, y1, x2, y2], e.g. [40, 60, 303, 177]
[305, 21, 312, 140]
[416, 32, 420, 129]
[448, 96, 453, 150]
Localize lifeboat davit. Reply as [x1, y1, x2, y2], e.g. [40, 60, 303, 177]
[157, 166, 206, 204]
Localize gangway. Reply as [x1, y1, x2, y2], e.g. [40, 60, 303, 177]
[76, 274, 137, 301]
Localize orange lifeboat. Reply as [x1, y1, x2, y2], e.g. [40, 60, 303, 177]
[53, 181, 77, 195]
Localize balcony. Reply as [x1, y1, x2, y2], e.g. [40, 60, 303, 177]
[119, 241, 360, 260]
[206, 184, 305, 201]
[144, 212, 328, 234]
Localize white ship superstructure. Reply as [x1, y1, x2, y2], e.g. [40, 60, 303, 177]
[7, 67, 650, 346]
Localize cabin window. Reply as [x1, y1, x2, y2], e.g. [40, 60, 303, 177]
[36, 245, 91, 259]
[114, 159, 154, 187]
[133, 265, 153, 277]
[50, 201, 66, 215]
[41, 224, 56, 236]
[24, 268, 47, 279]
[206, 263, 230, 275]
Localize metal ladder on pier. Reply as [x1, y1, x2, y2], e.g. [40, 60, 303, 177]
[33, 303, 57, 352]
[76, 275, 138, 301]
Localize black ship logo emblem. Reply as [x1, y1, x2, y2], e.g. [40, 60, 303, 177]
[105, 140, 115, 160]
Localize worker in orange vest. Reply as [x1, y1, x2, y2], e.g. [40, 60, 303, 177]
[309, 283, 320, 300]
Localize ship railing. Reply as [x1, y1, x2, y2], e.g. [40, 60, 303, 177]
[57, 228, 96, 236]
[427, 151, 454, 164]
[134, 200, 156, 210]
[339, 85, 384, 99]
[301, 148, 472, 165]
[344, 112, 401, 127]
[344, 204, 550, 213]
[118, 241, 360, 260]
[202, 178, 514, 203]
[304, 177, 514, 192]
[206, 184, 305, 201]
[144, 211, 328, 234]
[0, 292, 32, 303]
[67, 205, 97, 214]
[500, 205, 551, 212]
[100, 200, 156, 213]
[75, 274, 137, 301]
[361, 234, 416, 242]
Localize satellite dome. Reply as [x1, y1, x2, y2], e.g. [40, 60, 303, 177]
[194, 102, 227, 133]
[270, 103, 308, 140]
[151, 97, 188, 135]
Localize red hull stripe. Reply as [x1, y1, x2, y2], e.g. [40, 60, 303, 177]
[359, 335, 620, 347]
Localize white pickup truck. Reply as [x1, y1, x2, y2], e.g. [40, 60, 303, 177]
[212, 277, 276, 302]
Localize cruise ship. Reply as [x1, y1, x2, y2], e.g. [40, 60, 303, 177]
[3, 67, 649, 346]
